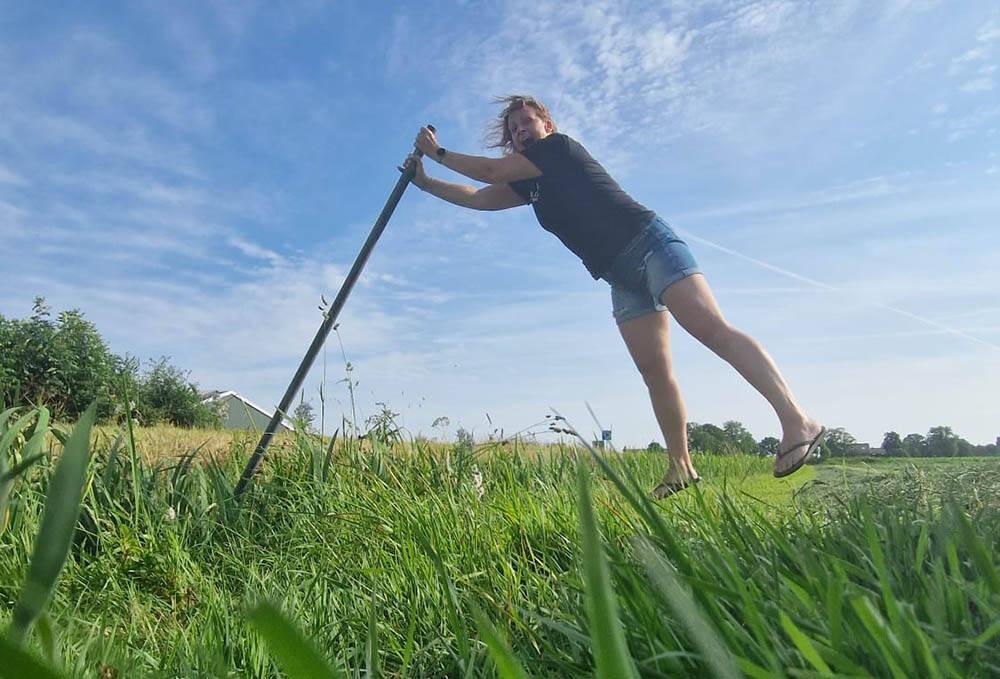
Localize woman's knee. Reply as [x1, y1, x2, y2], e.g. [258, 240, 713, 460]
[682, 315, 733, 351]
[635, 353, 676, 387]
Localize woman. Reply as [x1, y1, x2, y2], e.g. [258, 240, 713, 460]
[401, 95, 827, 498]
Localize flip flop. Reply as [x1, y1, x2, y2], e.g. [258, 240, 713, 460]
[774, 426, 828, 478]
[652, 476, 701, 500]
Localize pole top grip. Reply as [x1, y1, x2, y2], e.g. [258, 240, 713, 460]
[413, 124, 436, 157]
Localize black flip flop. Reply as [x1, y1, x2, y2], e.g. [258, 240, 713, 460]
[774, 426, 828, 478]
[652, 476, 701, 500]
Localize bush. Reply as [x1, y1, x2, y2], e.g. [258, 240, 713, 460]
[0, 298, 116, 419]
[455, 427, 474, 456]
[1, 298, 220, 428]
[137, 357, 221, 428]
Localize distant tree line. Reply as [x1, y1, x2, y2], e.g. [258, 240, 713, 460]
[0, 297, 221, 427]
[873, 426, 997, 457]
[646, 421, 998, 458]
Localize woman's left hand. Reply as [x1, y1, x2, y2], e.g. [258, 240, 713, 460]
[414, 126, 442, 159]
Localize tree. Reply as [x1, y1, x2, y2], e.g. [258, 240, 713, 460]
[902, 433, 926, 457]
[455, 426, 474, 455]
[881, 431, 903, 456]
[925, 426, 959, 457]
[957, 439, 973, 457]
[723, 420, 757, 455]
[758, 436, 780, 457]
[51, 309, 116, 418]
[2, 299, 221, 427]
[139, 357, 220, 428]
[431, 416, 451, 440]
[823, 428, 857, 457]
[294, 400, 316, 432]
[687, 422, 727, 454]
[0, 298, 116, 419]
[647, 441, 664, 453]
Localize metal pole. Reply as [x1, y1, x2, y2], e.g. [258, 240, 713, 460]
[233, 130, 430, 498]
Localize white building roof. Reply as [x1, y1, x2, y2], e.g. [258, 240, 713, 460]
[201, 390, 296, 431]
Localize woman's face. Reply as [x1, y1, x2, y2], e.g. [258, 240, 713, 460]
[508, 106, 553, 153]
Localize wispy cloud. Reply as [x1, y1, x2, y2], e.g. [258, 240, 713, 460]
[0, 164, 26, 186]
[2, 1, 998, 446]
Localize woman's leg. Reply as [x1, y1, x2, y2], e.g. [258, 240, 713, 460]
[617, 310, 699, 489]
[659, 274, 823, 475]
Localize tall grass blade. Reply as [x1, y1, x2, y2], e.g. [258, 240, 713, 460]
[119, 377, 142, 523]
[246, 601, 342, 679]
[7, 402, 95, 645]
[101, 431, 124, 490]
[399, 602, 418, 678]
[366, 589, 380, 678]
[322, 428, 339, 482]
[1, 408, 49, 533]
[415, 532, 471, 668]
[35, 613, 58, 666]
[778, 611, 833, 676]
[0, 452, 47, 484]
[471, 605, 530, 679]
[0, 407, 19, 431]
[0, 449, 46, 534]
[21, 406, 50, 458]
[849, 596, 908, 679]
[552, 408, 695, 576]
[634, 538, 741, 679]
[576, 461, 638, 679]
[954, 504, 1000, 595]
[0, 409, 36, 456]
[0, 635, 66, 679]
[975, 620, 1000, 646]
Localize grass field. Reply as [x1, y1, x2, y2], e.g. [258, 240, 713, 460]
[2, 410, 999, 677]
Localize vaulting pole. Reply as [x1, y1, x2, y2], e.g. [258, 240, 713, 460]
[233, 128, 431, 498]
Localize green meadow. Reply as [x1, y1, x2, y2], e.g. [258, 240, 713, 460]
[1, 407, 998, 677]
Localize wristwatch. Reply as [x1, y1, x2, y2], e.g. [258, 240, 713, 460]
[436, 147, 447, 159]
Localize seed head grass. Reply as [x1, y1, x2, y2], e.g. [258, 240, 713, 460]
[1, 409, 998, 677]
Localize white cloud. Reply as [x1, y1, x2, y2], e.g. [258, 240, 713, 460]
[3, 0, 999, 450]
[0, 164, 25, 186]
[950, 46, 990, 74]
[961, 77, 995, 93]
[938, 104, 1000, 142]
[227, 237, 287, 266]
[977, 19, 1000, 43]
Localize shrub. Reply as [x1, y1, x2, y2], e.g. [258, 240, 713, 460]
[0, 299, 220, 428]
[138, 357, 221, 428]
[0, 298, 116, 419]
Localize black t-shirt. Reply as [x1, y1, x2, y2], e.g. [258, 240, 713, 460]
[509, 133, 656, 278]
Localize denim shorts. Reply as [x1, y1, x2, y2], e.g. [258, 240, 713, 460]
[601, 216, 702, 324]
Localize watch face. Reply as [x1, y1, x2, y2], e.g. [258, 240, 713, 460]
[436, 147, 446, 157]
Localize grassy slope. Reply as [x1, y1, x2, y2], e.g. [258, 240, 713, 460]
[1, 427, 997, 677]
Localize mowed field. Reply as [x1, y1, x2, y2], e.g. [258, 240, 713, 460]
[2, 417, 999, 678]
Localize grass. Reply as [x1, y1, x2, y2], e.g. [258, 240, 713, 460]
[1, 407, 998, 677]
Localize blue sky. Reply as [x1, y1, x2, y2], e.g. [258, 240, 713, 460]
[2, 0, 998, 447]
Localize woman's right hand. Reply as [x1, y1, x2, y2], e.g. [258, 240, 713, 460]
[398, 153, 428, 188]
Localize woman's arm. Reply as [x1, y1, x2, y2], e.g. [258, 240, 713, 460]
[402, 155, 527, 211]
[414, 126, 542, 184]
[419, 176, 527, 211]
[436, 148, 542, 184]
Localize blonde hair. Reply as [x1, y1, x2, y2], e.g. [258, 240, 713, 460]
[485, 94, 557, 155]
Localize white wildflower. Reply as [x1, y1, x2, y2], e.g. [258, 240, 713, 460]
[471, 465, 485, 499]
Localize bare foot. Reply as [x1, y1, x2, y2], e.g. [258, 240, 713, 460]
[775, 417, 825, 477]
